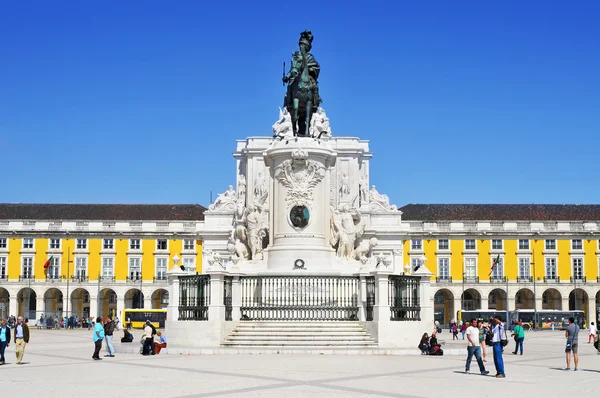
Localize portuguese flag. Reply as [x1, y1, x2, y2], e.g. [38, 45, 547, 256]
[489, 254, 500, 276]
[43, 255, 54, 269]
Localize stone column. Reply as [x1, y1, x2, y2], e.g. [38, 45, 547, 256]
[588, 298, 597, 325]
[413, 266, 434, 325]
[9, 298, 18, 319]
[561, 297, 570, 312]
[207, 270, 226, 322]
[143, 297, 152, 310]
[36, 296, 44, 319]
[232, 275, 241, 321]
[88, 297, 98, 321]
[116, 297, 126, 318]
[371, 269, 392, 322]
[166, 266, 185, 323]
[358, 273, 368, 321]
[480, 295, 489, 311]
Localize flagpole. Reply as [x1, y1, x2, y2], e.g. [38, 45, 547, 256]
[506, 272, 509, 329]
[65, 249, 72, 324]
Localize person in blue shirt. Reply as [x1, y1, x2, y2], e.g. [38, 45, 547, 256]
[0, 319, 11, 364]
[92, 316, 105, 360]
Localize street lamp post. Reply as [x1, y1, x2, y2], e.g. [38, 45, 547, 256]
[532, 245, 537, 330]
[65, 249, 73, 324]
[96, 272, 101, 318]
[139, 273, 143, 309]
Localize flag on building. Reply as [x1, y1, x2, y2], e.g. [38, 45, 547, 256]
[43, 255, 54, 269]
[489, 254, 500, 275]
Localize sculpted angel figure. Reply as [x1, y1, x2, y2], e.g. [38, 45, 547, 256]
[238, 174, 247, 200]
[254, 172, 266, 198]
[246, 204, 266, 260]
[209, 185, 236, 210]
[272, 107, 294, 138]
[369, 185, 398, 211]
[330, 204, 365, 260]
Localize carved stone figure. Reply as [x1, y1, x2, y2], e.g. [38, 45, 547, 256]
[330, 204, 365, 260]
[368, 185, 398, 212]
[254, 172, 266, 198]
[227, 238, 249, 260]
[375, 252, 392, 268]
[339, 173, 350, 197]
[282, 30, 322, 137]
[308, 107, 331, 138]
[272, 107, 294, 138]
[352, 237, 378, 262]
[203, 248, 227, 269]
[275, 148, 324, 207]
[246, 204, 266, 260]
[208, 185, 237, 212]
[359, 174, 369, 204]
[238, 174, 246, 201]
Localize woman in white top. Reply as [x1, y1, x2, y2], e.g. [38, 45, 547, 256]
[588, 322, 597, 344]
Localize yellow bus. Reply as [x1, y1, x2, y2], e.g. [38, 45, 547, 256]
[121, 309, 167, 329]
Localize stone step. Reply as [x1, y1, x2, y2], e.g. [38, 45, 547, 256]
[226, 335, 375, 341]
[230, 332, 372, 337]
[222, 341, 378, 346]
[235, 323, 364, 327]
[232, 328, 367, 333]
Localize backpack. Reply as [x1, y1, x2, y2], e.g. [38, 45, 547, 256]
[594, 336, 599, 350]
[429, 346, 443, 356]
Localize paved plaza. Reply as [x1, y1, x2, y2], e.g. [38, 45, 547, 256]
[1, 328, 599, 397]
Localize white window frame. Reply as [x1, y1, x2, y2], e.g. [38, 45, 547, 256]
[76, 238, 87, 250]
[156, 257, 168, 280]
[182, 257, 196, 274]
[129, 239, 141, 250]
[518, 257, 531, 278]
[183, 239, 195, 251]
[464, 257, 477, 278]
[545, 239, 556, 250]
[464, 239, 476, 250]
[411, 239, 422, 251]
[156, 239, 168, 251]
[0, 256, 6, 279]
[23, 238, 34, 250]
[0, 238, 7, 249]
[545, 257, 558, 279]
[49, 238, 61, 250]
[491, 239, 503, 250]
[438, 257, 450, 279]
[438, 239, 449, 250]
[572, 257, 584, 280]
[47, 256, 61, 279]
[518, 239, 529, 250]
[22, 256, 34, 278]
[128, 257, 142, 280]
[75, 257, 88, 279]
[572, 239, 583, 250]
[491, 256, 504, 279]
[103, 239, 114, 250]
[102, 257, 114, 278]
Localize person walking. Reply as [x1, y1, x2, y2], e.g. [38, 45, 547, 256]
[491, 316, 506, 378]
[588, 322, 596, 344]
[0, 319, 11, 365]
[512, 321, 525, 355]
[14, 316, 30, 365]
[451, 322, 458, 340]
[565, 316, 580, 371]
[478, 319, 488, 362]
[92, 316, 104, 360]
[465, 318, 489, 375]
[461, 322, 467, 340]
[103, 316, 115, 358]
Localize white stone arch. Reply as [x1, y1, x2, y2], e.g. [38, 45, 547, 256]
[0, 287, 9, 320]
[542, 287, 562, 310]
[151, 288, 169, 309]
[70, 287, 92, 318]
[461, 288, 482, 311]
[569, 287, 590, 320]
[42, 287, 65, 317]
[488, 288, 507, 311]
[16, 287, 40, 320]
[98, 288, 118, 318]
[125, 288, 144, 309]
[515, 288, 534, 310]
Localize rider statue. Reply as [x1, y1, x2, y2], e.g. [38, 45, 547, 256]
[282, 30, 322, 137]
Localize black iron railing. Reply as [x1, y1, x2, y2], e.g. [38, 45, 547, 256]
[366, 276, 375, 321]
[517, 276, 533, 283]
[45, 275, 63, 281]
[490, 276, 507, 283]
[389, 275, 421, 321]
[571, 276, 586, 283]
[100, 276, 116, 282]
[179, 274, 210, 321]
[153, 276, 167, 283]
[71, 275, 88, 282]
[544, 276, 560, 282]
[435, 276, 452, 283]
[240, 275, 360, 321]
[126, 276, 142, 283]
[224, 276, 233, 321]
[464, 276, 479, 283]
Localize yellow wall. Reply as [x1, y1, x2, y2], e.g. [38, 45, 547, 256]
[531, 239, 543, 279]
[115, 239, 128, 280]
[504, 239, 518, 280]
[196, 240, 203, 273]
[557, 239, 571, 280]
[478, 239, 491, 281]
[141, 239, 155, 280]
[88, 239, 102, 278]
[450, 239, 463, 280]
[7, 238, 21, 279]
[585, 239, 597, 280]
[34, 238, 49, 279]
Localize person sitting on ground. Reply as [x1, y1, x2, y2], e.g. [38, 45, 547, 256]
[154, 331, 167, 354]
[418, 333, 430, 355]
[121, 328, 134, 343]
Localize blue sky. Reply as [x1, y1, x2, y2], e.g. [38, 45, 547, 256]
[2, 1, 599, 206]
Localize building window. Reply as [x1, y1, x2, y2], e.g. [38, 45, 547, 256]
[465, 239, 476, 250]
[75, 257, 87, 279]
[491, 239, 503, 250]
[128, 258, 141, 280]
[518, 239, 529, 250]
[438, 239, 449, 250]
[49, 238, 61, 249]
[130, 239, 141, 250]
[102, 258, 114, 278]
[156, 239, 168, 251]
[183, 239, 195, 251]
[22, 257, 33, 278]
[572, 239, 583, 250]
[103, 239, 114, 250]
[411, 257, 422, 271]
[0, 257, 6, 279]
[0, 238, 7, 249]
[76, 239, 87, 249]
[464, 257, 477, 278]
[572, 258, 584, 279]
[23, 238, 34, 249]
[411, 239, 422, 250]
[182, 257, 195, 273]
[48, 257, 60, 279]
[156, 257, 168, 280]
[438, 258, 450, 279]
[491, 257, 504, 278]
[545, 239, 556, 250]
[518, 258, 530, 278]
[545, 258, 557, 279]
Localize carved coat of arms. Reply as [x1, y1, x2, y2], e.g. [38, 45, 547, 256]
[275, 148, 324, 206]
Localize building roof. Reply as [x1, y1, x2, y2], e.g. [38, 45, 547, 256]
[0, 204, 207, 221]
[399, 204, 600, 222]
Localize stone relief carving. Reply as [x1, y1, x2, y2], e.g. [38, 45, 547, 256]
[227, 238, 249, 260]
[375, 252, 392, 268]
[368, 185, 398, 212]
[272, 107, 294, 138]
[330, 204, 365, 260]
[359, 174, 369, 204]
[352, 237, 378, 264]
[309, 107, 332, 138]
[339, 172, 350, 198]
[203, 248, 227, 269]
[275, 148, 324, 207]
[246, 204, 267, 260]
[254, 172, 267, 198]
[208, 185, 237, 212]
[237, 174, 246, 201]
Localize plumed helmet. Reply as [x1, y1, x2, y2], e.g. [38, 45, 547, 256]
[298, 30, 314, 50]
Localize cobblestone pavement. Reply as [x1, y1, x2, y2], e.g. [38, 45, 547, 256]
[1, 328, 598, 397]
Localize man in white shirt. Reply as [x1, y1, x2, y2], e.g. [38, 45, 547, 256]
[465, 318, 489, 375]
[491, 316, 506, 378]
